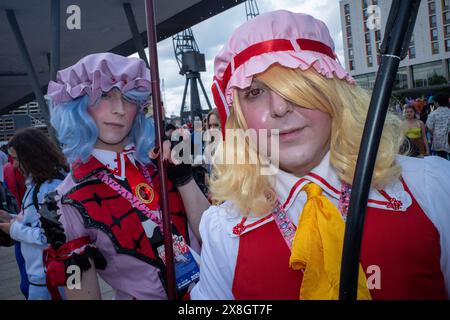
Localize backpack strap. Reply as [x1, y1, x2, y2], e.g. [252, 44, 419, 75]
[32, 181, 43, 211]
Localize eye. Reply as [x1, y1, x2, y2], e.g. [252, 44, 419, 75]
[101, 92, 111, 98]
[244, 88, 264, 98]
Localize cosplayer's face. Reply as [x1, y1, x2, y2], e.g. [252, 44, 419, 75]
[88, 89, 138, 152]
[238, 79, 331, 177]
[404, 107, 415, 120]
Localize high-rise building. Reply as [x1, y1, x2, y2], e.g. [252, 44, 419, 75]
[340, 0, 450, 93]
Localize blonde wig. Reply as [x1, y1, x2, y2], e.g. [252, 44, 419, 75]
[209, 64, 404, 216]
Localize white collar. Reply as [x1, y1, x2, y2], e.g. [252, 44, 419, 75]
[274, 151, 342, 212]
[91, 144, 137, 180]
[274, 151, 413, 213]
[233, 152, 414, 236]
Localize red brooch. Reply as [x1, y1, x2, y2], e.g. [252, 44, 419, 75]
[387, 197, 403, 210]
[232, 218, 247, 235]
[233, 223, 246, 236]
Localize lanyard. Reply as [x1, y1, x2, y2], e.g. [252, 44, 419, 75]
[95, 163, 162, 229]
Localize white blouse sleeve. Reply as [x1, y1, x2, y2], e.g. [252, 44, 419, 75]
[190, 202, 240, 300]
[399, 155, 450, 297]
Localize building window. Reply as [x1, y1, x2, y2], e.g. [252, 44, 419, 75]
[445, 25, 450, 38]
[432, 41, 439, 53]
[429, 1, 436, 14]
[344, 4, 350, 14]
[349, 60, 355, 71]
[430, 15, 437, 28]
[446, 39, 450, 51]
[409, 46, 416, 59]
[348, 37, 353, 48]
[413, 60, 446, 87]
[431, 28, 439, 41]
[375, 30, 381, 42]
[444, 0, 450, 11]
[366, 44, 372, 55]
[367, 55, 373, 67]
[365, 32, 371, 43]
[349, 49, 354, 59]
[445, 11, 450, 24]
[394, 67, 408, 90]
[362, 0, 368, 8]
[354, 72, 376, 90]
[346, 25, 352, 37]
[345, 14, 351, 26]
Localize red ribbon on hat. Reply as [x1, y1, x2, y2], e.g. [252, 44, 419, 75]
[212, 38, 336, 138]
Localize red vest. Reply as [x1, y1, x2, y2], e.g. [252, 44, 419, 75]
[232, 181, 447, 300]
[64, 156, 190, 269]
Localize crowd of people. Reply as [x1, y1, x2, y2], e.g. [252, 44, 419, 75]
[398, 94, 450, 159]
[0, 10, 449, 301]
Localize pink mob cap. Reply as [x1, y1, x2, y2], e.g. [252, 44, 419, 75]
[211, 10, 356, 131]
[46, 52, 151, 110]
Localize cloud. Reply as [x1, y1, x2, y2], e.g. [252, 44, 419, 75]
[155, 0, 343, 117]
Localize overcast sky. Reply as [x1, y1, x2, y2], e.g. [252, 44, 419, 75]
[138, 0, 343, 116]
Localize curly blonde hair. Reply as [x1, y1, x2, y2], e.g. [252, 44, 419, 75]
[209, 65, 404, 215]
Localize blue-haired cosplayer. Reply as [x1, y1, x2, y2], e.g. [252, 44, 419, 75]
[44, 53, 208, 300]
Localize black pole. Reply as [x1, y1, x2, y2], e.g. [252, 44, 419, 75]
[144, 0, 177, 300]
[189, 73, 201, 124]
[6, 9, 51, 129]
[50, 0, 60, 82]
[123, 3, 150, 68]
[198, 76, 212, 110]
[339, 0, 421, 300]
[180, 77, 189, 123]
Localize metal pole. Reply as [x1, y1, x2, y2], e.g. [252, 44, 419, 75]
[123, 3, 150, 68]
[50, 0, 60, 81]
[180, 77, 189, 123]
[6, 9, 51, 129]
[339, 0, 421, 300]
[198, 76, 212, 110]
[189, 72, 201, 123]
[144, 0, 177, 300]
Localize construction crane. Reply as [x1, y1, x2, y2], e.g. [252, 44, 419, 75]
[172, 28, 212, 125]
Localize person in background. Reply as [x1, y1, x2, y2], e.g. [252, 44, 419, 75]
[0, 128, 67, 300]
[3, 150, 28, 299]
[426, 93, 450, 160]
[402, 105, 429, 157]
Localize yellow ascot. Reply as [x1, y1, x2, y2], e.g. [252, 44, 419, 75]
[289, 183, 372, 300]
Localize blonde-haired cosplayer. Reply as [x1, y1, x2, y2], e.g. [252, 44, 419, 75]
[210, 65, 404, 215]
[191, 10, 450, 300]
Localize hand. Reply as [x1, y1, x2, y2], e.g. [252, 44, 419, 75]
[149, 130, 193, 187]
[0, 210, 12, 222]
[0, 221, 12, 235]
[149, 140, 172, 163]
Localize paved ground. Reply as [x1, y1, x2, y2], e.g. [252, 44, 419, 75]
[0, 245, 114, 300]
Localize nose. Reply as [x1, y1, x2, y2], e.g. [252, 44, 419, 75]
[269, 90, 293, 118]
[110, 95, 126, 115]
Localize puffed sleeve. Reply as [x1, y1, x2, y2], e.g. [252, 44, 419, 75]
[55, 177, 95, 243]
[399, 155, 450, 298]
[190, 202, 240, 300]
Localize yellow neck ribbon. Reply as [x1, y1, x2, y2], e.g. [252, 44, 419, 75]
[289, 183, 372, 300]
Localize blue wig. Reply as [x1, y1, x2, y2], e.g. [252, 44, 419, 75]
[50, 89, 155, 165]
